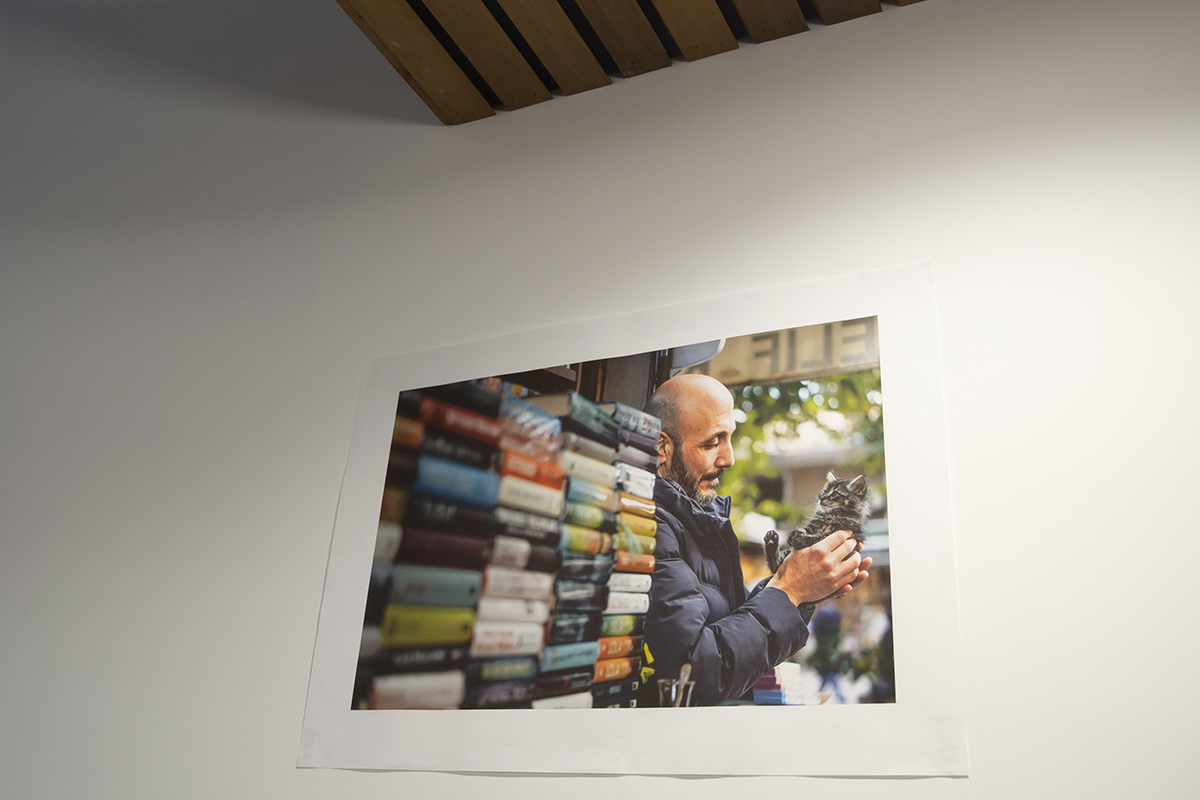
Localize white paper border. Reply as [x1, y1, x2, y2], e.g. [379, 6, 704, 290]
[298, 262, 968, 776]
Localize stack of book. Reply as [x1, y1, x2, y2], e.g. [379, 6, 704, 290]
[752, 661, 805, 705]
[591, 402, 661, 708]
[357, 380, 567, 709]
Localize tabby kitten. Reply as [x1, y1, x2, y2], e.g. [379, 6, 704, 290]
[763, 473, 870, 609]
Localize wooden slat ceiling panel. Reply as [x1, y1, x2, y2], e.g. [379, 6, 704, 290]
[494, 0, 610, 95]
[338, 0, 929, 124]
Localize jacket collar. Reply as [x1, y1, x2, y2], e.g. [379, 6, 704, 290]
[655, 477, 732, 530]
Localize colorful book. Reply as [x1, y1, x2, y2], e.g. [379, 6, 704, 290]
[563, 501, 617, 533]
[525, 392, 620, 449]
[373, 644, 468, 675]
[614, 550, 656, 574]
[616, 463, 656, 501]
[546, 611, 604, 645]
[597, 401, 662, 439]
[396, 528, 491, 569]
[468, 620, 546, 657]
[481, 565, 555, 600]
[417, 396, 502, 446]
[531, 690, 593, 709]
[553, 580, 611, 612]
[606, 572, 652, 593]
[496, 474, 565, 518]
[616, 444, 657, 472]
[617, 493, 656, 519]
[534, 668, 594, 698]
[559, 449, 619, 488]
[613, 529, 656, 555]
[462, 679, 536, 709]
[558, 524, 613, 555]
[540, 641, 602, 672]
[593, 656, 638, 683]
[392, 416, 424, 449]
[474, 596, 551, 624]
[419, 429, 497, 471]
[597, 635, 643, 659]
[379, 605, 475, 648]
[617, 511, 657, 539]
[558, 552, 616, 584]
[374, 521, 401, 564]
[370, 670, 465, 709]
[403, 492, 497, 538]
[500, 395, 562, 463]
[565, 476, 621, 513]
[500, 448, 565, 490]
[599, 614, 646, 637]
[604, 591, 651, 615]
[464, 656, 539, 684]
[411, 455, 500, 507]
[426, 381, 503, 418]
[560, 431, 618, 465]
[492, 505, 562, 546]
[390, 563, 483, 607]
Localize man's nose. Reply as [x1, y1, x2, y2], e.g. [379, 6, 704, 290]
[717, 440, 735, 468]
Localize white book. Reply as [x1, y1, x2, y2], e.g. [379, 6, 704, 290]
[604, 591, 651, 615]
[489, 535, 533, 568]
[561, 431, 618, 465]
[475, 596, 551, 624]
[559, 449, 619, 489]
[482, 565, 555, 600]
[607, 572, 652, 593]
[468, 620, 546, 658]
[371, 671, 465, 709]
[617, 463, 656, 501]
[531, 690, 593, 710]
[497, 474, 565, 518]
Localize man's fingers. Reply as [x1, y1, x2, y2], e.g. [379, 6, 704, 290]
[828, 533, 857, 561]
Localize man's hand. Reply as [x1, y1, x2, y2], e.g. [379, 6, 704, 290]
[766, 530, 872, 607]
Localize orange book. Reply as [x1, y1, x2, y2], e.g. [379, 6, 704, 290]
[618, 493, 656, 518]
[594, 656, 637, 683]
[614, 550, 655, 574]
[417, 396, 502, 446]
[500, 447, 565, 490]
[597, 635, 642, 659]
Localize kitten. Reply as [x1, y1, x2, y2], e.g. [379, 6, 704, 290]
[763, 472, 870, 609]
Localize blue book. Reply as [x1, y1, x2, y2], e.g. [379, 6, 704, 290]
[412, 455, 500, 507]
[390, 563, 483, 607]
[539, 641, 602, 673]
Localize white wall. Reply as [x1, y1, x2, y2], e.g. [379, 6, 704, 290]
[2, 0, 1197, 796]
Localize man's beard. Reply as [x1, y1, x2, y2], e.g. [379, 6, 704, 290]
[665, 447, 724, 507]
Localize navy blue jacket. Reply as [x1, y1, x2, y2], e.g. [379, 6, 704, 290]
[645, 479, 809, 705]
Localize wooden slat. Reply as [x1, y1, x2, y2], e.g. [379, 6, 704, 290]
[422, 0, 553, 110]
[336, 0, 494, 125]
[573, 0, 671, 78]
[494, 0, 610, 95]
[808, 0, 883, 25]
[729, 0, 809, 43]
[646, 0, 737, 61]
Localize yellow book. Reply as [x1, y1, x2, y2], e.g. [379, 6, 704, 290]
[380, 605, 475, 648]
[618, 511, 657, 539]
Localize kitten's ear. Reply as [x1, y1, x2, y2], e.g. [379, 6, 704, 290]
[826, 471, 838, 483]
[849, 475, 866, 493]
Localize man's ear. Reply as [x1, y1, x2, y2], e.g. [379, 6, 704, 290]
[657, 431, 672, 471]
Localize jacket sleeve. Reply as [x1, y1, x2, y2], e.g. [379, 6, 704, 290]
[645, 526, 809, 706]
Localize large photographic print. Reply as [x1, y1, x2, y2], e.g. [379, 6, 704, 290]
[356, 318, 894, 711]
[298, 263, 967, 776]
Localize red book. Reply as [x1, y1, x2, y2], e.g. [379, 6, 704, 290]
[418, 397, 502, 446]
[614, 550, 655, 574]
[500, 448, 565, 490]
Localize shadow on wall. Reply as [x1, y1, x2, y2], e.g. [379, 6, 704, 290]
[9, 0, 439, 124]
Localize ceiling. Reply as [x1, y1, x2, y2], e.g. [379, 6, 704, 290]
[337, 0, 925, 125]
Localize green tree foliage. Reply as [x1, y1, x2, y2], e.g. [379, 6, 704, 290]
[717, 367, 885, 532]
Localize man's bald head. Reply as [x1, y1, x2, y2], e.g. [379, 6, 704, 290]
[645, 374, 736, 506]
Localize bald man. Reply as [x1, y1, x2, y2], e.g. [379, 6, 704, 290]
[642, 373, 871, 705]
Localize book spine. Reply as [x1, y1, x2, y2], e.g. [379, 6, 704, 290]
[530, 690, 593, 710]
[593, 656, 637, 683]
[606, 572, 652, 593]
[597, 634, 642, 659]
[616, 444, 657, 472]
[374, 521, 402, 564]
[392, 416, 424, 449]
[468, 620, 546, 657]
[565, 476, 621, 513]
[370, 670, 466, 709]
[488, 535, 559, 573]
[567, 393, 621, 446]
[618, 512, 657, 539]
[496, 474, 565, 518]
[534, 668, 594, 698]
[559, 449, 619, 488]
[617, 493, 656, 519]
[474, 596, 551, 624]
[616, 463, 656, 501]
[463, 655, 539, 684]
[426, 381, 503, 418]
[418, 396, 502, 446]
[614, 530, 656, 556]
[604, 591, 651, 614]
[591, 676, 641, 701]
[560, 431, 617, 465]
[545, 611, 604, 645]
[403, 492, 497, 537]
[492, 505, 562, 546]
[553, 580, 611, 612]
[481, 565, 555, 600]
[558, 552, 616, 583]
[412, 455, 500, 507]
[419, 429, 497, 470]
[599, 613, 646, 637]
[373, 644, 468, 674]
[396, 528, 492, 569]
[390, 564, 483, 607]
[609, 402, 662, 439]
[614, 550, 656, 574]
[558, 524, 613, 555]
[501, 395, 563, 439]
[618, 426, 659, 457]
[500, 448, 565, 490]
[380, 605, 476, 648]
[539, 641, 602, 672]
[461, 679, 536, 709]
[563, 502, 616, 533]
[593, 694, 638, 708]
